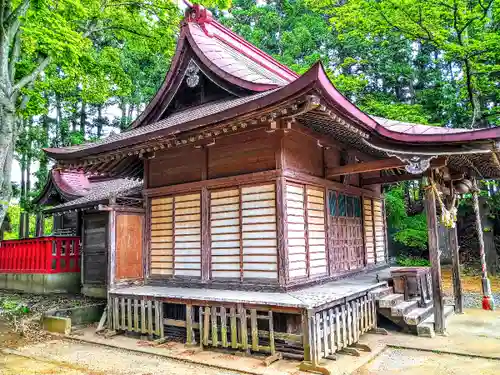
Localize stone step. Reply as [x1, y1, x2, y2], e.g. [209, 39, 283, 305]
[391, 300, 419, 317]
[417, 305, 455, 338]
[403, 305, 434, 326]
[378, 293, 404, 308]
[369, 286, 393, 299]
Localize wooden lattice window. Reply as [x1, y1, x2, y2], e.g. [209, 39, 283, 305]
[328, 191, 364, 272]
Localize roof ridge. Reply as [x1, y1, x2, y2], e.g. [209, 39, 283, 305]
[184, 3, 298, 83]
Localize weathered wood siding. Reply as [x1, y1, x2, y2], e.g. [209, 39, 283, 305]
[210, 188, 241, 279]
[82, 213, 108, 285]
[373, 198, 386, 263]
[286, 183, 307, 279]
[363, 198, 375, 264]
[150, 183, 277, 281]
[285, 183, 327, 279]
[283, 132, 323, 177]
[174, 193, 202, 277]
[208, 130, 276, 179]
[150, 197, 173, 276]
[306, 187, 327, 276]
[115, 213, 144, 280]
[148, 147, 204, 188]
[241, 184, 278, 279]
[362, 197, 386, 264]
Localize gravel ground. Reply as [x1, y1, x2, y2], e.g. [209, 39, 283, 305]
[14, 340, 243, 375]
[353, 348, 500, 375]
[462, 292, 500, 308]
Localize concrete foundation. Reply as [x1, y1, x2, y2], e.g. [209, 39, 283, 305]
[46, 303, 106, 326]
[0, 272, 80, 294]
[82, 284, 107, 299]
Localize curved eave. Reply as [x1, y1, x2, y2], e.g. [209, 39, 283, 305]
[44, 62, 500, 161]
[312, 64, 500, 145]
[129, 21, 289, 130]
[32, 170, 83, 205]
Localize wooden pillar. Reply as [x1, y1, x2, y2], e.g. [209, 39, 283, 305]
[35, 213, 44, 237]
[472, 180, 495, 310]
[276, 177, 288, 287]
[479, 196, 498, 276]
[424, 179, 445, 334]
[448, 225, 463, 313]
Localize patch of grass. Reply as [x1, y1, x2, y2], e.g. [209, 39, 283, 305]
[0, 297, 30, 317]
[396, 256, 431, 267]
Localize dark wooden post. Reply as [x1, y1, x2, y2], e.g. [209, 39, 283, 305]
[424, 177, 445, 333]
[35, 213, 43, 237]
[472, 179, 495, 310]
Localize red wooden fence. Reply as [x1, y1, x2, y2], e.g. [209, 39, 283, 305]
[0, 237, 80, 274]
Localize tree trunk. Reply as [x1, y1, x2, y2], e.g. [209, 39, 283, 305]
[80, 100, 87, 137]
[0, 105, 16, 230]
[19, 153, 26, 239]
[119, 98, 127, 130]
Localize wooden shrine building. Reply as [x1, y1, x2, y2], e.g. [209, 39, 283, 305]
[42, 4, 500, 372]
[34, 169, 142, 297]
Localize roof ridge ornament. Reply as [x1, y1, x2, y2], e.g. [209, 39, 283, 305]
[388, 153, 438, 174]
[185, 4, 213, 35]
[185, 60, 200, 88]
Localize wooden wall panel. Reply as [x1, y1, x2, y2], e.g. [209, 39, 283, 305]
[373, 198, 386, 264]
[148, 147, 203, 188]
[210, 188, 241, 279]
[363, 198, 375, 264]
[115, 213, 144, 280]
[283, 132, 323, 177]
[241, 184, 278, 279]
[150, 197, 174, 276]
[208, 130, 276, 179]
[82, 213, 108, 285]
[174, 193, 201, 277]
[306, 187, 327, 276]
[324, 148, 341, 182]
[286, 184, 307, 279]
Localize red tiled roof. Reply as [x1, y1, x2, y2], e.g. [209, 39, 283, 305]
[185, 6, 298, 87]
[42, 4, 500, 165]
[34, 169, 142, 206]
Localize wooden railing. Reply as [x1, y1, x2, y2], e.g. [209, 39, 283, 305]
[0, 237, 80, 273]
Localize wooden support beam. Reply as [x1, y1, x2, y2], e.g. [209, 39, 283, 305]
[361, 173, 423, 186]
[328, 157, 404, 178]
[329, 156, 447, 178]
[424, 178, 446, 334]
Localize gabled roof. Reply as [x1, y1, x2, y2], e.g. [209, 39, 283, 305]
[34, 169, 91, 205]
[42, 3, 500, 178]
[128, 4, 298, 130]
[44, 177, 142, 214]
[34, 169, 143, 210]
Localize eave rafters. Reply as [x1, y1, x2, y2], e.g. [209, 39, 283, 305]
[55, 95, 323, 177]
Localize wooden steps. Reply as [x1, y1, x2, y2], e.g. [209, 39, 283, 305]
[416, 305, 455, 338]
[375, 287, 454, 336]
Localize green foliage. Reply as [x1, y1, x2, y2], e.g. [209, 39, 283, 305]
[396, 255, 431, 267]
[310, 0, 500, 127]
[393, 214, 429, 250]
[2, 205, 52, 240]
[385, 184, 428, 251]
